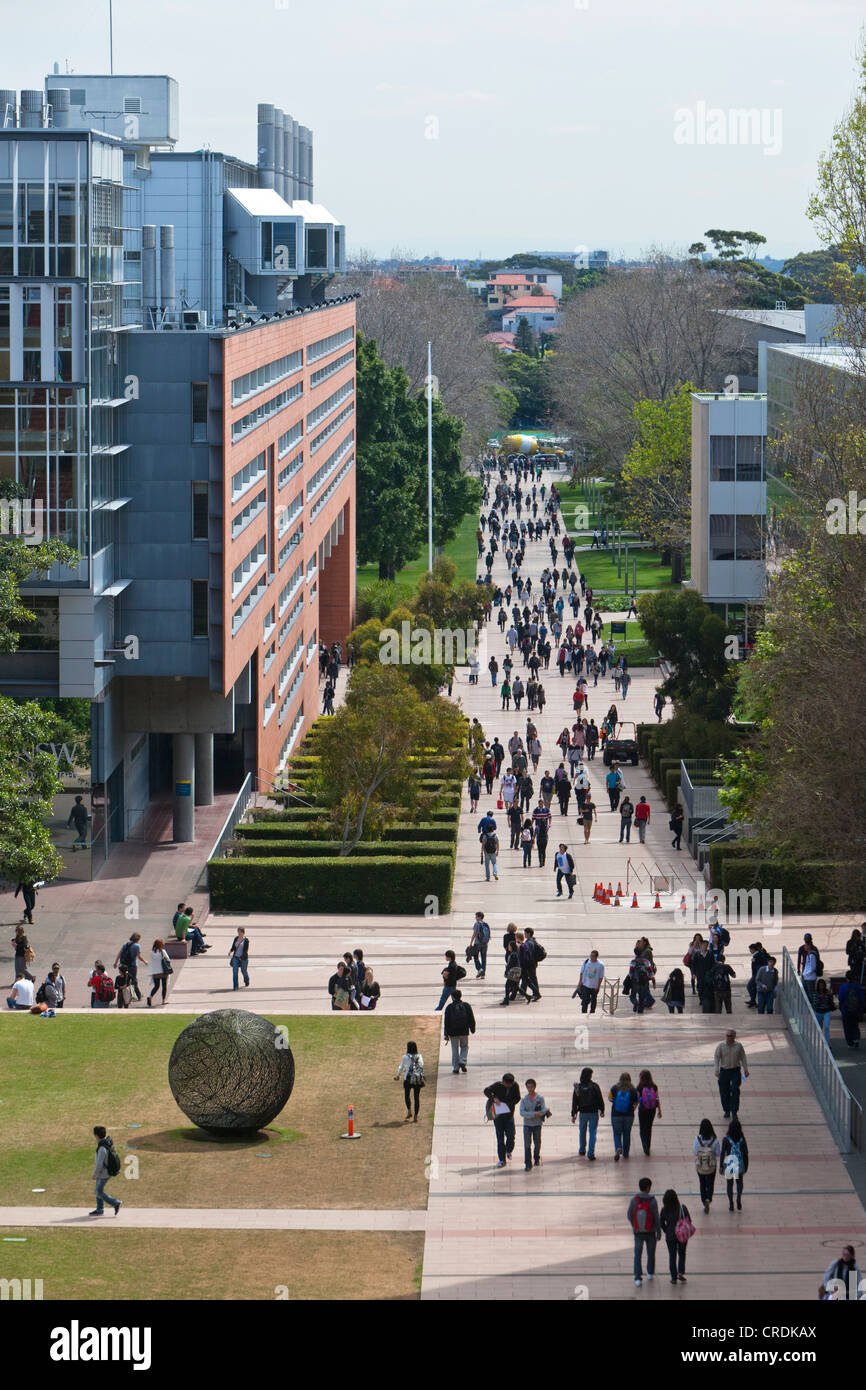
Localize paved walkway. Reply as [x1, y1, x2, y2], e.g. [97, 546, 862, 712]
[0, 1206, 425, 1231]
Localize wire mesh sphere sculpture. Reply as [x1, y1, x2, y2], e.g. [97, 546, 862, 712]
[168, 1009, 295, 1133]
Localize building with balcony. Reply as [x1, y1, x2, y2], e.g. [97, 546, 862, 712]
[0, 75, 355, 875]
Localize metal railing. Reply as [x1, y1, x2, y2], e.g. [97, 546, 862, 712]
[680, 759, 725, 821]
[601, 978, 620, 1015]
[778, 947, 862, 1153]
[202, 773, 253, 887]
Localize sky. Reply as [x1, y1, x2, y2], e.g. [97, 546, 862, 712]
[4, 0, 864, 261]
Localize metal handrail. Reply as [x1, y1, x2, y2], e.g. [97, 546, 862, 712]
[204, 772, 252, 871]
[778, 948, 862, 1153]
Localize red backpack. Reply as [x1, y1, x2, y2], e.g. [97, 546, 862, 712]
[95, 973, 116, 1004]
[631, 1195, 654, 1233]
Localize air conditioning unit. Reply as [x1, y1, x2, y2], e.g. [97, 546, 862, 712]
[183, 310, 207, 329]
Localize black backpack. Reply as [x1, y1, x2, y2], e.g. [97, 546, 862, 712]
[101, 1141, 121, 1178]
[710, 963, 730, 993]
[119, 941, 133, 968]
[35, 981, 48, 1004]
[532, 942, 547, 963]
[448, 1002, 469, 1033]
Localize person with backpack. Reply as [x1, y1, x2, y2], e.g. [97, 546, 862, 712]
[39, 963, 65, 1010]
[436, 950, 466, 1011]
[628, 1177, 660, 1287]
[662, 967, 685, 1014]
[501, 940, 522, 1006]
[659, 1188, 693, 1284]
[468, 771, 481, 813]
[626, 956, 652, 1015]
[745, 942, 769, 1008]
[519, 818, 535, 867]
[518, 927, 543, 1003]
[800, 937, 823, 1006]
[114, 964, 134, 1009]
[693, 1118, 721, 1213]
[608, 1072, 639, 1160]
[89, 1125, 122, 1216]
[395, 1041, 425, 1122]
[721, 1118, 749, 1211]
[574, 951, 604, 1013]
[469, 912, 491, 978]
[838, 971, 865, 1048]
[329, 961, 352, 1010]
[636, 1070, 662, 1156]
[708, 952, 735, 1014]
[554, 843, 576, 899]
[113, 932, 144, 1001]
[755, 955, 779, 1014]
[714, 1029, 749, 1118]
[519, 1078, 551, 1170]
[88, 960, 115, 1009]
[618, 795, 634, 843]
[443, 990, 476, 1073]
[605, 763, 624, 812]
[532, 800, 551, 867]
[484, 1073, 521, 1167]
[482, 754, 496, 796]
[482, 826, 500, 882]
[846, 928, 866, 980]
[813, 979, 836, 1042]
[571, 1066, 605, 1158]
[147, 939, 172, 1006]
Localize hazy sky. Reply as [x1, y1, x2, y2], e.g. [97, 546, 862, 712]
[5, 0, 864, 260]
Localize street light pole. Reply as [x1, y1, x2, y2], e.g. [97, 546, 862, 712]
[427, 340, 433, 573]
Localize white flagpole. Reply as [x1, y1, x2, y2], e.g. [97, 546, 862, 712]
[427, 339, 433, 573]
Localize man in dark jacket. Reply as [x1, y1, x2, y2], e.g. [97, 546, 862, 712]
[436, 951, 465, 1011]
[745, 942, 768, 1007]
[570, 1066, 605, 1159]
[484, 1073, 521, 1167]
[519, 928, 542, 1003]
[443, 990, 476, 1073]
[89, 1125, 122, 1217]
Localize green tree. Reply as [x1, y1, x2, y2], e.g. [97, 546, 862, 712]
[355, 333, 479, 580]
[0, 699, 65, 883]
[502, 352, 553, 428]
[638, 589, 734, 720]
[513, 316, 536, 357]
[621, 382, 692, 576]
[304, 665, 468, 853]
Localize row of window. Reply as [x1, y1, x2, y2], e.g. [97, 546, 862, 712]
[232, 571, 268, 635]
[279, 634, 305, 695]
[306, 379, 354, 432]
[232, 535, 267, 599]
[278, 519, 303, 572]
[231, 379, 303, 444]
[309, 402, 353, 456]
[278, 448, 303, 491]
[279, 561, 304, 615]
[231, 349, 302, 406]
[307, 325, 354, 364]
[709, 435, 764, 482]
[231, 449, 267, 502]
[277, 420, 303, 458]
[277, 703, 305, 770]
[231, 485, 267, 541]
[278, 593, 304, 648]
[278, 489, 303, 538]
[310, 347, 354, 390]
[279, 661, 305, 724]
[306, 431, 354, 503]
[310, 454, 354, 523]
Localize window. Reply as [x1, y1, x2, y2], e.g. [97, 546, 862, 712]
[231, 486, 266, 540]
[231, 350, 302, 406]
[192, 383, 208, 443]
[278, 490, 303, 537]
[278, 521, 303, 572]
[735, 514, 763, 560]
[310, 348, 354, 390]
[277, 420, 303, 458]
[309, 404, 353, 455]
[263, 686, 276, 724]
[278, 449, 303, 491]
[272, 222, 297, 270]
[709, 436, 735, 482]
[231, 450, 267, 503]
[232, 572, 267, 634]
[231, 380, 303, 444]
[736, 436, 763, 481]
[192, 580, 209, 638]
[709, 515, 735, 561]
[279, 562, 304, 615]
[307, 325, 354, 364]
[263, 641, 276, 675]
[192, 482, 208, 540]
[310, 453, 354, 522]
[232, 535, 267, 598]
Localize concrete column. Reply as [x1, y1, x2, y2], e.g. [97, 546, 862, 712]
[172, 733, 195, 842]
[195, 731, 214, 806]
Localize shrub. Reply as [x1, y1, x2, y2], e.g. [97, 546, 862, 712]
[663, 766, 681, 812]
[719, 857, 858, 910]
[209, 855, 456, 914]
[232, 839, 452, 859]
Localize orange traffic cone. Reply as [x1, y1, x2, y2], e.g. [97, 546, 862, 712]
[612, 890, 620, 907]
[602, 887, 611, 905]
[652, 892, 661, 909]
[616, 881, 623, 897]
[630, 892, 639, 908]
[593, 882, 600, 901]
[607, 882, 613, 898]
[679, 894, 687, 913]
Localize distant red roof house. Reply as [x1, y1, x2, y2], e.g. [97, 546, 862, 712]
[501, 294, 558, 311]
[484, 331, 518, 353]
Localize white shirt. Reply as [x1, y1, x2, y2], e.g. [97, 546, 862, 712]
[581, 958, 605, 989]
[11, 978, 34, 1007]
[802, 950, 819, 981]
[149, 949, 168, 976]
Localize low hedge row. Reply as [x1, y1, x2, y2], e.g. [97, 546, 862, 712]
[237, 820, 459, 843]
[232, 839, 450, 859]
[719, 856, 857, 910]
[209, 855, 455, 914]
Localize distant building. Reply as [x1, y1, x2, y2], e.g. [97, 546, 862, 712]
[501, 295, 560, 335]
[395, 262, 460, 279]
[484, 330, 518, 353]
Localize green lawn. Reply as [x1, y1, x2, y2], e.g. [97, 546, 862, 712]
[356, 511, 480, 600]
[571, 547, 689, 591]
[0, 1013, 439, 1212]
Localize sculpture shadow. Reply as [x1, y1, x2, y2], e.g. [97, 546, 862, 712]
[131, 1126, 297, 1153]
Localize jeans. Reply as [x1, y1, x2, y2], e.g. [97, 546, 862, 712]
[578, 1111, 599, 1156]
[666, 1237, 687, 1280]
[803, 978, 818, 1006]
[5, 999, 27, 1009]
[493, 1113, 515, 1163]
[726, 1176, 744, 1205]
[579, 986, 598, 1014]
[698, 1170, 716, 1206]
[404, 1081, 421, 1116]
[484, 853, 498, 881]
[756, 989, 778, 1023]
[472, 943, 488, 975]
[819, 1010, 832, 1041]
[450, 1036, 469, 1069]
[611, 1112, 633, 1156]
[436, 985, 457, 1011]
[619, 820, 631, 842]
[633, 1232, 656, 1279]
[522, 844, 532, 866]
[520, 969, 540, 1000]
[638, 1107, 656, 1154]
[556, 869, 575, 897]
[523, 1125, 542, 1167]
[187, 927, 206, 953]
[714, 989, 733, 1015]
[232, 956, 250, 988]
[607, 787, 621, 811]
[636, 820, 647, 843]
[94, 1177, 120, 1214]
[718, 1067, 742, 1115]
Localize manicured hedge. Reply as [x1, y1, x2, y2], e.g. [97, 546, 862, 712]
[233, 839, 451, 859]
[719, 857, 857, 910]
[663, 766, 681, 812]
[250, 806, 329, 822]
[708, 842, 752, 886]
[209, 855, 455, 914]
[237, 820, 458, 844]
[637, 723, 654, 758]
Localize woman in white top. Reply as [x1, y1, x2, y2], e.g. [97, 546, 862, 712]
[395, 1041, 424, 1123]
[147, 938, 171, 1007]
[693, 1118, 722, 1213]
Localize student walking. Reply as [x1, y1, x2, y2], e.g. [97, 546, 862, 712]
[519, 1078, 550, 1170]
[629, 1178, 660, 1286]
[813, 979, 836, 1042]
[484, 1074, 520, 1167]
[580, 792, 597, 843]
[146, 939, 171, 1006]
[443, 990, 476, 1072]
[618, 795, 634, 843]
[633, 796, 650, 843]
[756, 955, 779, 1014]
[636, 1070, 662, 1156]
[609, 1072, 639, 1160]
[469, 912, 490, 978]
[554, 844, 576, 899]
[660, 1189, 693, 1284]
[435, 950, 465, 1010]
[721, 1118, 749, 1211]
[229, 927, 250, 989]
[693, 1118, 721, 1213]
[574, 951, 604, 1012]
[839, 971, 865, 1048]
[670, 802, 684, 850]
[395, 1042, 425, 1121]
[501, 942, 522, 1005]
[714, 1029, 749, 1118]
[14, 880, 36, 924]
[89, 1126, 122, 1217]
[113, 932, 144, 1001]
[662, 967, 685, 1014]
[571, 1066, 605, 1158]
